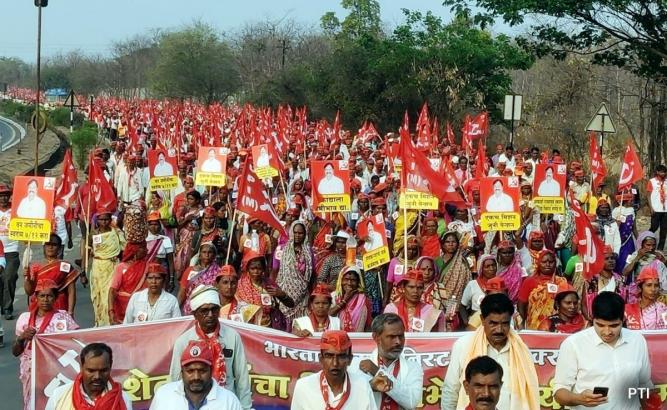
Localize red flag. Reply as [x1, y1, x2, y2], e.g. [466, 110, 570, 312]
[236, 165, 287, 238]
[55, 149, 78, 210]
[475, 140, 488, 179]
[589, 132, 607, 190]
[463, 112, 489, 141]
[618, 141, 644, 191]
[86, 155, 117, 220]
[399, 113, 465, 205]
[571, 198, 605, 281]
[415, 103, 431, 151]
[446, 121, 456, 146]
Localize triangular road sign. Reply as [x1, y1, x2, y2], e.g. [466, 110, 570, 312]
[586, 103, 616, 133]
[64, 90, 80, 107]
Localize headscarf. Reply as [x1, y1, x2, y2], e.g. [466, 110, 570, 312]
[496, 241, 523, 303]
[534, 249, 556, 276]
[635, 230, 657, 251]
[276, 221, 314, 321]
[415, 256, 439, 284]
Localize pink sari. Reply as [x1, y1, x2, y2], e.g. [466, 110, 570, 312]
[174, 208, 199, 275]
[497, 254, 523, 303]
[333, 293, 370, 332]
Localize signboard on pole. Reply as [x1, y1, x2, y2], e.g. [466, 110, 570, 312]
[503, 94, 522, 121]
[63, 89, 79, 107]
[586, 103, 616, 133]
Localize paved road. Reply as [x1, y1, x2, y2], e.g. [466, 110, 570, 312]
[0, 230, 94, 409]
[0, 115, 25, 152]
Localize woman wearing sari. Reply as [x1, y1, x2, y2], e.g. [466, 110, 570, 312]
[384, 269, 445, 332]
[595, 199, 621, 254]
[625, 266, 667, 330]
[612, 192, 636, 273]
[13, 279, 78, 410]
[418, 256, 446, 310]
[276, 221, 315, 326]
[236, 251, 290, 330]
[24, 234, 78, 316]
[461, 254, 498, 317]
[386, 235, 420, 304]
[87, 207, 125, 326]
[178, 242, 220, 315]
[622, 231, 667, 303]
[435, 231, 472, 326]
[329, 266, 371, 332]
[537, 283, 587, 333]
[292, 284, 341, 336]
[495, 240, 525, 303]
[420, 217, 441, 258]
[316, 230, 348, 290]
[174, 189, 203, 279]
[583, 245, 625, 318]
[215, 264, 258, 323]
[108, 240, 160, 324]
[518, 249, 568, 330]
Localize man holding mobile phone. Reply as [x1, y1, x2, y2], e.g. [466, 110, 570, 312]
[553, 292, 653, 409]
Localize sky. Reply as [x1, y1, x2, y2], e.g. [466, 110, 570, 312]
[1, 0, 515, 62]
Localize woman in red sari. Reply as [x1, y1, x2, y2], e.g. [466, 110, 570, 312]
[23, 234, 79, 316]
[538, 282, 587, 333]
[108, 240, 160, 324]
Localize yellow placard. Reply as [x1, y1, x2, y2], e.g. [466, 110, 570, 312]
[363, 246, 390, 271]
[480, 212, 521, 232]
[150, 176, 179, 190]
[256, 166, 278, 179]
[9, 218, 52, 242]
[195, 172, 227, 187]
[532, 197, 565, 214]
[316, 194, 351, 212]
[399, 192, 439, 210]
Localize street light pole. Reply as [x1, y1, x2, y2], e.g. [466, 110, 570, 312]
[35, 2, 43, 176]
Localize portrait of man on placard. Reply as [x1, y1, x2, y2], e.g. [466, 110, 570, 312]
[534, 163, 566, 197]
[317, 162, 345, 195]
[16, 178, 47, 219]
[201, 148, 223, 173]
[152, 151, 175, 177]
[359, 215, 387, 252]
[485, 179, 515, 212]
[255, 145, 271, 169]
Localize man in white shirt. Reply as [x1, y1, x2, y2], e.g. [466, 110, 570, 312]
[151, 340, 242, 410]
[169, 285, 253, 409]
[354, 313, 423, 410]
[291, 330, 387, 410]
[496, 146, 516, 171]
[554, 292, 654, 409]
[153, 152, 175, 177]
[16, 178, 47, 219]
[485, 179, 515, 213]
[201, 148, 224, 173]
[45, 343, 133, 410]
[0, 184, 20, 319]
[463, 356, 503, 410]
[318, 162, 345, 195]
[647, 164, 667, 250]
[442, 293, 539, 410]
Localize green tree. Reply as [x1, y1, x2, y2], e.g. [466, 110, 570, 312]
[69, 122, 98, 169]
[442, 0, 667, 80]
[321, 0, 382, 39]
[150, 23, 240, 103]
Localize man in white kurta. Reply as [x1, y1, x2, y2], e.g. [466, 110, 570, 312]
[291, 330, 383, 410]
[352, 313, 423, 410]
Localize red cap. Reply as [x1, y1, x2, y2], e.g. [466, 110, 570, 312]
[311, 283, 331, 297]
[216, 264, 237, 279]
[203, 207, 216, 217]
[637, 266, 659, 284]
[398, 269, 424, 286]
[181, 340, 213, 367]
[146, 262, 167, 276]
[603, 245, 614, 255]
[35, 279, 58, 293]
[320, 330, 352, 353]
[556, 282, 577, 297]
[147, 211, 161, 222]
[485, 277, 506, 292]
[371, 197, 386, 206]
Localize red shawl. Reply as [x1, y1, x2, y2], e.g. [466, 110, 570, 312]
[71, 373, 127, 410]
[112, 240, 161, 322]
[420, 234, 441, 258]
[28, 260, 78, 311]
[194, 321, 227, 386]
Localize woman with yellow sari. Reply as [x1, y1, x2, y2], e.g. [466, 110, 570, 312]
[517, 249, 568, 329]
[87, 207, 125, 326]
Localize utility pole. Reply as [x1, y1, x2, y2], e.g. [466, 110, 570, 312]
[34, 0, 47, 176]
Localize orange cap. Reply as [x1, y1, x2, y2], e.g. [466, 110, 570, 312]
[320, 330, 352, 353]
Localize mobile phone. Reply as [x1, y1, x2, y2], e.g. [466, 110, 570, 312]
[592, 387, 609, 397]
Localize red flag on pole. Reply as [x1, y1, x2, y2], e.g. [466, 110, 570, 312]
[415, 103, 431, 151]
[399, 113, 465, 205]
[571, 198, 605, 281]
[475, 140, 488, 179]
[236, 165, 287, 238]
[86, 155, 117, 219]
[618, 141, 644, 191]
[55, 149, 78, 209]
[589, 132, 607, 190]
[446, 121, 456, 146]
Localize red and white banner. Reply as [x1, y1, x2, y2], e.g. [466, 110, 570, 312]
[32, 319, 667, 410]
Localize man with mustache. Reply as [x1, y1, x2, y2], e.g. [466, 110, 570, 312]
[463, 356, 503, 410]
[291, 330, 387, 409]
[355, 313, 424, 409]
[441, 293, 539, 410]
[151, 340, 242, 409]
[45, 343, 132, 409]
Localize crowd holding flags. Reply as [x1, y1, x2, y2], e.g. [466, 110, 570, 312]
[1, 86, 667, 409]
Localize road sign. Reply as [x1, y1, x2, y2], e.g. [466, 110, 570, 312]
[31, 110, 47, 133]
[64, 90, 79, 107]
[503, 94, 522, 121]
[586, 103, 616, 133]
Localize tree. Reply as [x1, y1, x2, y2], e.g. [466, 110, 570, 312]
[0, 57, 31, 88]
[150, 22, 240, 104]
[321, 0, 382, 39]
[442, 1, 667, 81]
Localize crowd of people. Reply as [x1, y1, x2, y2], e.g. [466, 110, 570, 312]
[0, 94, 665, 409]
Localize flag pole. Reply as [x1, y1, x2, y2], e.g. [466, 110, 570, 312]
[82, 177, 93, 286]
[225, 208, 237, 265]
[403, 192, 408, 264]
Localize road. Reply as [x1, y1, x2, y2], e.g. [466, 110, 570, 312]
[0, 230, 94, 409]
[0, 115, 25, 152]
